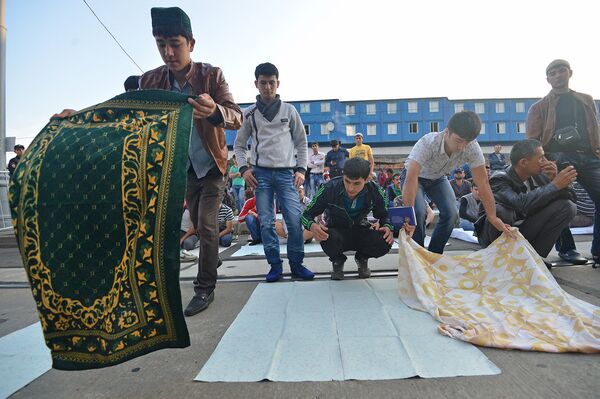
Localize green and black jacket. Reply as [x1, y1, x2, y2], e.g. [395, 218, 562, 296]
[301, 176, 393, 231]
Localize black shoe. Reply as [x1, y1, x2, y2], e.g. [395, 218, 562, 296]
[217, 258, 223, 268]
[248, 239, 262, 246]
[543, 261, 553, 270]
[593, 255, 599, 269]
[184, 291, 214, 316]
[355, 256, 371, 279]
[558, 250, 588, 265]
[331, 261, 344, 280]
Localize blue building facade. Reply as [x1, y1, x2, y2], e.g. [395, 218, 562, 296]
[225, 97, 600, 149]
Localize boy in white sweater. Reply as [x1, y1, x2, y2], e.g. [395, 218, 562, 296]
[234, 63, 314, 282]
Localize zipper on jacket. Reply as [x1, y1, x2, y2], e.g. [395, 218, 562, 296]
[249, 108, 260, 167]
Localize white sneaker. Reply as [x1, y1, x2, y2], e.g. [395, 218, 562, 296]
[180, 249, 198, 262]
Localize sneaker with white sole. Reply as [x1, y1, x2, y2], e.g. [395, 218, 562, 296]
[180, 249, 198, 262]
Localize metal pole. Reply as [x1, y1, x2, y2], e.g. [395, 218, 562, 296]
[0, 0, 6, 170]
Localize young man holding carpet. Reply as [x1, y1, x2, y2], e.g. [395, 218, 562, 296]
[53, 7, 243, 316]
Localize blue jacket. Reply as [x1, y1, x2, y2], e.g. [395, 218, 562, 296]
[488, 152, 507, 171]
[325, 148, 349, 173]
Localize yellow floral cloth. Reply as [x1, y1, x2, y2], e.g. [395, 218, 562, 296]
[397, 229, 600, 353]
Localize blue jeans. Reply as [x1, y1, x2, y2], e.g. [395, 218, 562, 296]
[244, 214, 261, 241]
[412, 176, 458, 254]
[309, 173, 324, 198]
[231, 184, 245, 214]
[459, 219, 475, 231]
[254, 166, 304, 267]
[219, 233, 233, 247]
[180, 230, 199, 250]
[552, 152, 600, 256]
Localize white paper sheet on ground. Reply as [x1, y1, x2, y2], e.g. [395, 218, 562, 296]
[0, 323, 52, 398]
[450, 228, 479, 244]
[195, 279, 500, 382]
[571, 225, 594, 235]
[232, 242, 324, 257]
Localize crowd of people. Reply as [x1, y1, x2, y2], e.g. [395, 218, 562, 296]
[45, 7, 598, 317]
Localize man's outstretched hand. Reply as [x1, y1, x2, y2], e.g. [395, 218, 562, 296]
[52, 109, 76, 119]
[489, 216, 516, 239]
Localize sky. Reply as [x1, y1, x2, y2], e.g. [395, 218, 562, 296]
[5, 0, 599, 150]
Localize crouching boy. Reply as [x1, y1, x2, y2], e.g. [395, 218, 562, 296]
[301, 157, 394, 280]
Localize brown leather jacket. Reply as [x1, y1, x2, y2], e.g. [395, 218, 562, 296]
[140, 62, 243, 174]
[526, 89, 600, 159]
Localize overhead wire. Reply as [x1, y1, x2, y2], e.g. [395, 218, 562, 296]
[81, 1, 204, 95]
[81, 0, 144, 74]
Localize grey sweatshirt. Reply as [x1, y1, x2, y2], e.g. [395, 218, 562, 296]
[234, 101, 308, 171]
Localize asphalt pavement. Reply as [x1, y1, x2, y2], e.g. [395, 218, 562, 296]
[1, 230, 599, 399]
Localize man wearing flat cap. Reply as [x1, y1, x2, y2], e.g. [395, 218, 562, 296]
[140, 7, 242, 315]
[526, 59, 600, 267]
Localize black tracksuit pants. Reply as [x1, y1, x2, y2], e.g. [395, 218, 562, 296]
[320, 227, 392, 263]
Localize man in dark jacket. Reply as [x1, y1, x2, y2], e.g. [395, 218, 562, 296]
[526, 59, 599, 266]
[301, 157, 394, 280]
[7, 144, 25, 176]
[325, 139, 349, 178]
[488, 144, 508, 171]
[450, 167, 472, 200]
[476, 139, 578, 261]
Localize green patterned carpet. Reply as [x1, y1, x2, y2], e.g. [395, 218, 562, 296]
[9, 90, 192, 369]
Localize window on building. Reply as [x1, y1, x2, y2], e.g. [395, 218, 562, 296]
[300, 103, 310, 113]
[480, 123, 486, 134]
[367, 124, 377, 135]
[387, 102, 397, 114]
[495, 102, 505, 113]
[430, 121, 439, 132]
[517, 122, 526, 133]
[408, 101, 418, 113]
[409, 122, 419, 134]
[475, 102, 485, 114]
[320, 124, 329, 135]
[496, 122, 506, 134]
[304, 124, 310, 135]
[454, 103, 464, 113]
[366, 103, 377, 115]
[429, 101, 439, 113]
[320, 102, 330, 112]
[515, 102, 525, 113]
[346, 124, 356, 136]
[387, 123, 397, 135]
[346, 104, 356, 116]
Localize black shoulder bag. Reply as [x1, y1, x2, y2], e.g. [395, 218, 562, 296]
[553, 99, 581, 147]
